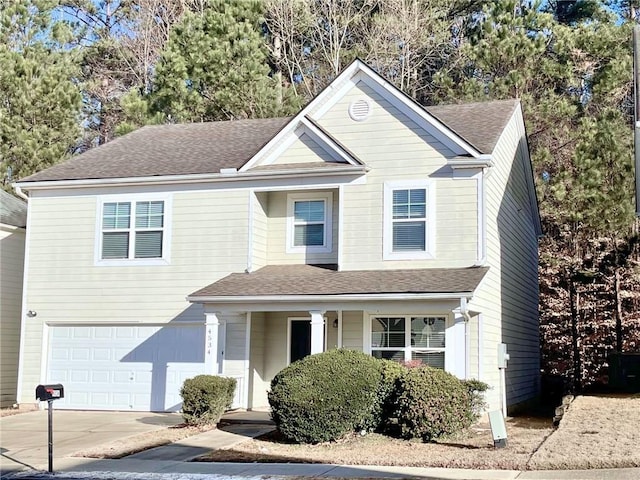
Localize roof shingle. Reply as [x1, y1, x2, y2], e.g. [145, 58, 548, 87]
[425, 99, 518, 154]
[20, 117, 291, 183]
[17, 99, 519, 184]
[189, 264, 489, 299]
[0, 190, 27, 227]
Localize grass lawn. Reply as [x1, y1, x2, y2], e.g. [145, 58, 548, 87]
[194, 394, 640, 470]
[527, 394, 640, 470]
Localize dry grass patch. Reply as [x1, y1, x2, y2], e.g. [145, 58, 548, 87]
[528, 394, 640, 470]
[195, 416, 553, 470]
[72, 423, 214, 459]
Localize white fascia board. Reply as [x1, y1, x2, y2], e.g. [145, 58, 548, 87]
[187, 292, 472, 304]
[12, 166, 367, 192]
[344, 64, 483, 158]
[300, 117, 362, 166]
[240, 60, 364, 172]
[257, 117, 364, 168]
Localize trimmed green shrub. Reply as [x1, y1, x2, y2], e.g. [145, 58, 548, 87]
[393, 366, 474, 441]
[367, 358, 405, 431]
[462, 379, 490, 419]
[180, 375, 236, 425]
[268, 349, 381, 443]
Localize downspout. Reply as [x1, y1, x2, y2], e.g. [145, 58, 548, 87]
[14, 185, 29, 201]
[460, 297, 471, 380]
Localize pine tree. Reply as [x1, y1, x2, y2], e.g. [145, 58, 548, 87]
[152, 0, 300, 123]
[0, 0, 82, 188]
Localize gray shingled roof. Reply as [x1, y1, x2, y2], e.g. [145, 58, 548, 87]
[20, 117, 291, 183]
[17, 99, 518, 184]
[0, 190, 27, 227]
[425, 99, 519, 155]
[189, 264, 489, 299]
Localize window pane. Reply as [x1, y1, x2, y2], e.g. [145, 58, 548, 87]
[372, 350, 405, 362]
[393, 222, 425, 251]
[135, 231, 163, 258]
[136, 201, 164, 229]
[409, 203, 426, 218]
[294, 224, 324, 246]
[393, 204, 409, 219]
[103, 202, 130, 230]
[371, 317, 405, 348]
[412, 351, 444, 369]
[411, 317, 446, 348]
[409, 189, 426, 204]
[102, 232, 129, 259]
[392, 190, 408, 204]
[294, 200, 325, 222]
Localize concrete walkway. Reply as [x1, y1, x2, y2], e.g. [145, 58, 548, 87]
[3, 410, 639, 480]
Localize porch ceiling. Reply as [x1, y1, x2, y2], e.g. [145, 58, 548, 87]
[188, 264, 489, 301]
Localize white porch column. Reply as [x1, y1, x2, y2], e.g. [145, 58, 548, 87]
[446, 309, 467, 379]
[205, 312, 221, 374]
[309, 310, 326, 355]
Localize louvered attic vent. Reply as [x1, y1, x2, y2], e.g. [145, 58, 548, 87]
[348, 99, 372, 121]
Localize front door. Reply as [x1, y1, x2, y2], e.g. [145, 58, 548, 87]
[289, 319, 311, 364]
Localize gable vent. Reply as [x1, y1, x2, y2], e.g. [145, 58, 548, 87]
[348, 99, 372, 121]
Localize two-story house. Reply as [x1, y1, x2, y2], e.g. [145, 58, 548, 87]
[13, 60, 541, 414]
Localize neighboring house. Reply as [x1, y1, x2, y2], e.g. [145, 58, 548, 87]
[0, 190, 27, 408]
[13, 60, 541, 414]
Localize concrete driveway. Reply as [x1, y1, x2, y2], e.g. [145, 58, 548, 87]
[0, 410, 182, 475]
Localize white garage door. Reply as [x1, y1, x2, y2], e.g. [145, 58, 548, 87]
[47, 324, 206, 412]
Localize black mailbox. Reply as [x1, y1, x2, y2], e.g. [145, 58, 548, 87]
[36, 384, 64, 401]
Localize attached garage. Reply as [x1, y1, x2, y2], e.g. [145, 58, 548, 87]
[46, 324, 206, 412]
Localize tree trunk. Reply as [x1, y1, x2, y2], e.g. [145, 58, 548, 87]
[569, 277, 582, 392]
[614, 268, 623, 353]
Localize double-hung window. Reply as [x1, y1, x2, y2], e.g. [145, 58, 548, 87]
[370, 315, 446, 369]
[97, 195, 171, 265]
[383, 180, 434, 260]
[286, 192, 332, 253]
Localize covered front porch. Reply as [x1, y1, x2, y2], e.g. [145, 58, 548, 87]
[187, 264, 488, 409]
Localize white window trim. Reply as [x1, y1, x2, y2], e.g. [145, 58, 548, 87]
[366, 314, 450, 366]
[286, 192, 333, 254]
[383, 179, 435, 260]
[95, 193, 172, 266]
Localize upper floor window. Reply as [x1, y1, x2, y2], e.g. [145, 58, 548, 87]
[383, 180, 435, 260]
[96, 195, 171, 266]
[286, 192, 333, 253]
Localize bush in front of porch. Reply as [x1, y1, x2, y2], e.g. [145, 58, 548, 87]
[268, 349, 488, 444]
[268, 349, 381, 443]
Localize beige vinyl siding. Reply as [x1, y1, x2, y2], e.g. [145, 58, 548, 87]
[326, 315, 338, 349]
[262, 312, 290, 384]
[470, 109, 539, 411]
[271, 133, 338, 165]
[18, 189, 250, 405]
[317, 81, 478, 270]
[266, 190, 338, 265]
[249, 312, 268, 408]
[252, 192, 268, 270]
[341, 311, 364, 350]
[0, 225, 25, 407]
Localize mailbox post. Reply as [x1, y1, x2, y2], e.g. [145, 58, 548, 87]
[35, 384, 64, 473]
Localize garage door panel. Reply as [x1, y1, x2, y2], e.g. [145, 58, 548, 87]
[47, 325, 206, 412]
